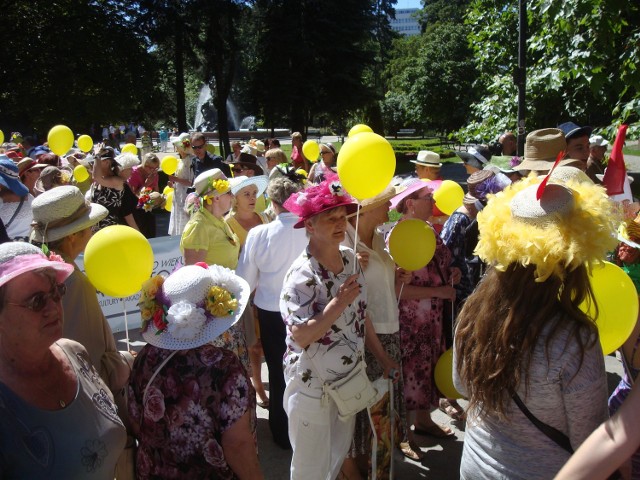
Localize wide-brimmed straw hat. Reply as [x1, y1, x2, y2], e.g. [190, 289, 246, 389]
[140, 263, 250, 350]
[284, 176, 358, 228]
[411, 150, 442, 168]
[457, 146, 492, 170]
[475, 175, 619, 282]
[193, 168, 230, 197]
[513, 129, 567, 173]
[17, 158, 48, 177]
[348, 185, 406, 217]
[229, 175, 268, 197]
[30, 186, 108, 243]
[0, 242, 74, 288]
[0, 155, 28, 196]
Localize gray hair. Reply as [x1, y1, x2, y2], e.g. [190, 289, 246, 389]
[267, 177, 302, 208]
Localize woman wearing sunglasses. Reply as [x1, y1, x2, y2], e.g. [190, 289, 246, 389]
[0, 242, 126, 478]
[308, 143, 337, 184]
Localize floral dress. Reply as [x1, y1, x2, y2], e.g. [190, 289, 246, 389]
[128, 344, 256, 480]
[91, 183, 138, 232]
[440, 210, 474, 304]
[395, 221, 452, 410]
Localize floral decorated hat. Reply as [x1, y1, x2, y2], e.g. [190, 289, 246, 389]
[139, 263, 250, 350]
[283, 175, 358, 229]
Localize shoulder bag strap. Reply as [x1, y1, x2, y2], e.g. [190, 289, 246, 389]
[4, 196, 25, 229]
[512, 392, 573, 453]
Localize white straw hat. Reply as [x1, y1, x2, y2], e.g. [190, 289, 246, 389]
[140, 264, 250, 350]
[229, 175, 268, 197]
[115, 152, 140, 170]
[193, 168, 229, 197]
[411, 150, 442, 167]
[30, 186, 108, 243]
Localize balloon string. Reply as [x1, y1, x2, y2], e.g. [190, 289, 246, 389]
[121, 298, 130, 352]
[451, 277, 455, 338]
[397, 282, 405, 308]
[352, 203, 361, 274]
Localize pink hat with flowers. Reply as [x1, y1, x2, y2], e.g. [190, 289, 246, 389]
[0, 242, 74, 288]
[283, 175, 359, 228]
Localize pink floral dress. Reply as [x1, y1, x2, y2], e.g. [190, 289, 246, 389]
[395, 223, 452, 411]
[128, 344, 256, 479]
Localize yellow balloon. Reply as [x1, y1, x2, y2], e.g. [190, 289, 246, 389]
[77, 134, 93, 153]
[388, 219, 436, 271]
[164, 191, 174, 212]
[302, 140, 320, 162]
[47, 125, 74, 156]
[0, 130, 4, 145]
[121, 143, 138, 155]
[348, 124, 373, 137]
[432, 180, 464, 216]
[84, 225, 154, 298]
[206, 144, 216, 155]
[337, 132, 395, 200]
[161, 155, 178, 175]
[435, 348, 463, 399]
[73, 165, 89, 183]
[580, 261, 639, 355]
[162, 185, 174, 195]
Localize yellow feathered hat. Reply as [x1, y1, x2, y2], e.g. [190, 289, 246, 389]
[475, 174, 621, 282]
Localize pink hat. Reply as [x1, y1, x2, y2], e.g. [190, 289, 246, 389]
[390, 178, 432, 211]
[284, 175, 359, 228]
[0, 242, 74, 288]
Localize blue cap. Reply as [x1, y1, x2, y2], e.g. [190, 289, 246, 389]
[558, 122, 592, 140]
[0, 155, 29, 196]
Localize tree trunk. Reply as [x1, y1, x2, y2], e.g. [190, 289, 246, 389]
[174, 21, 187, 132]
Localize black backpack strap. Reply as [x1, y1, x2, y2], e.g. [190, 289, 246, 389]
[512, 393, 573, 453]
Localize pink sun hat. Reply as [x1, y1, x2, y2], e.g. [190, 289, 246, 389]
[0, 242, 74, 288]
[389, 177, 433, 211]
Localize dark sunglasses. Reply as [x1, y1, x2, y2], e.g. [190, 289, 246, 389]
[192, 144, 206, 150]
[8, 283, 66, 312]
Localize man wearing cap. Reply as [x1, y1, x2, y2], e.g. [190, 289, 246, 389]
[457, 145, 493, 175]
[189, 132, 231, 179]
[558, 121, 592, 169]
[586, 135, 609, 183]
[411, 150, 442, 181]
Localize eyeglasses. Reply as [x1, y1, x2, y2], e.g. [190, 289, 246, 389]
[416, 194, 434, 202]
[192, 143, 206, 150]
[8, 283, 66, 312]
[321, 151, 331, 155]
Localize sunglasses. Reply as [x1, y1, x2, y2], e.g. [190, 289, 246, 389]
[8, 283, 67, 312]
[192, 144, 206, 150]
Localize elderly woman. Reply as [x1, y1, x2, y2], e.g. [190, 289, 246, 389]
[226, 174, 270, 407]
[128, 153, 161, 238]
[454, 176, 619, 479]
[128, 264, 263, 479]
[30, 185, 136, 477]
[391, 181, 462, 439]
[167, 133, 195, 236]
[0, 155, 33, 241]
[280, 177, 398, 479]
[308, 143, 337, 184]
[91, 146, 140, 231]
[236, 173, 308, 450]
[0, 242, 126, 477]
[17, 157, 47, 197]
[341, 186, 417, 478]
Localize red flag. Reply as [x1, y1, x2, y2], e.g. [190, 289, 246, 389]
[603, 124, 628, 196]
[536, 151, 565, 200]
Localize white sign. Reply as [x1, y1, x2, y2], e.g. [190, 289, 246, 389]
[76, 235, 183, 333]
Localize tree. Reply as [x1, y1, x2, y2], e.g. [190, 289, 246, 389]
[0, 0, 162, 135]
[417, 0, 471, 29]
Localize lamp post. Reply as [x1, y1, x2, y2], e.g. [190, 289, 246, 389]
[516, 0, 527, 156]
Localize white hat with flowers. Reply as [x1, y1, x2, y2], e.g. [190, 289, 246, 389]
[139, 263, 250, 350]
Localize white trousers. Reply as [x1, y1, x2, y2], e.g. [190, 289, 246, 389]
[284, 380, 355, 480]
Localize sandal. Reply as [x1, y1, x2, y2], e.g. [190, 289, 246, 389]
[439, 399, 466, 422]
[257, 398, 269, 409]
[400, 441, 424, 461]
[413, 423, 455, 438]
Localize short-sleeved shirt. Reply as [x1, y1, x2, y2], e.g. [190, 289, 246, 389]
[128, 344, 255, 480]
[280, 246, 367, 393]
[180, 208, 240, 269]
[0, 339, 126, 479]
[127, 165, 158, 196]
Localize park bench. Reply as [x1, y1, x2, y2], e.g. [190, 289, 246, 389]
[396, 128, 417, 137]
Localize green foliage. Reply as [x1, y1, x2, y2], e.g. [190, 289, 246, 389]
[459, 0, 640, 141]
[417, 0, 471, 29]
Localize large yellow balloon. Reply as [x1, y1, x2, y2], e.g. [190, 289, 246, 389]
[388, 219, 436, 271]
[337, 132, 395, 200]
[73, 165, 89, 183]
[161, 155, 178, 175]
[162, 185, 174, 195]
[164, 191, 174, 212]
[435, 348, 463, 399]
[580, 261, 639, 354]
[47, 125, 74, 156]
[433, 180, 464, 216]
[302, 140, 320, 162]
[84, 225, 154, 298]
[77, 134, 93, 153]
[121, 143, 138, 155]
[0, 130, 4, 145]
[348, 124, 373, 137]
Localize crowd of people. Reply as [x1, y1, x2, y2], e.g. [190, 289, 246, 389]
[0, 122, 638, 480]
